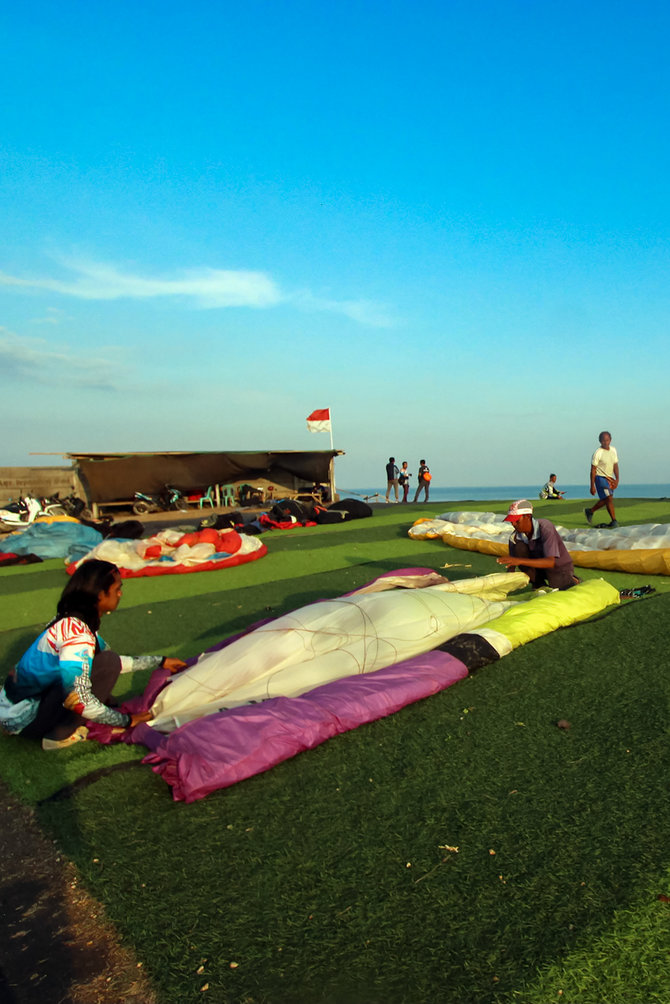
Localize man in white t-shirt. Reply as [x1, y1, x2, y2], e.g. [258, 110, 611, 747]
[585, 431, 619, 528]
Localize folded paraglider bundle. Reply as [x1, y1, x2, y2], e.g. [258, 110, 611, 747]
[68, 527, 267, 577]
[86, 570, 620, 802]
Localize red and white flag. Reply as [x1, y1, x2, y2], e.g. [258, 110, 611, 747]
[306, 408, 331, 433]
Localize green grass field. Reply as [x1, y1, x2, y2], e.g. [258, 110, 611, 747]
[2, 498, 670, 1004]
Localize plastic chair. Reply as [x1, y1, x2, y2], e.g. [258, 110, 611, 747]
[220, 485, 237, 507]
[199, 486, 215, 508]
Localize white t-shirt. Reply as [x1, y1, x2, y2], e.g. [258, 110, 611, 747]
[591, 446, 619, 479]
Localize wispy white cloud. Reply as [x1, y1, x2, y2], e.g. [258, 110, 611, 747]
[29, 306, 73, 325]
[0, 257, 396, 326]
[291, 291, 396, 328]
[0, 327, 122, 389]
[0, 259, 281, 309]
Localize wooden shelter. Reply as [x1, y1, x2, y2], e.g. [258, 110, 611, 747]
[68, 450, 343, 516]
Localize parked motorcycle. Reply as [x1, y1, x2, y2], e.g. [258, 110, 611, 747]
[52, 492, 92, 520]
[0, 495, 68, 533]
[132, 484, 190, 515]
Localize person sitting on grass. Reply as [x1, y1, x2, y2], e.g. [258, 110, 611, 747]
[496, 499, 580, 590]
[539, 474, 565, 500]
[0, 559, 187, 750]
[585, 430, 619, 529]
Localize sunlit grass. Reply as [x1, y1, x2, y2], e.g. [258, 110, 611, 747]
[1, 499, 669, 1003]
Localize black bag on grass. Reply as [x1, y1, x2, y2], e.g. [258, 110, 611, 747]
[327, 499, 373, 520]
[315, 509, 348, 524]
[104, 519, 144, 540]
[270, 499, 310, 523]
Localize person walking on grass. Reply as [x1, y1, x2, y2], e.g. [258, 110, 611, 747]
[585, 431, 619, 528]
[496, 499, 580, 590]
[413, 460, 431, 502]
[385, 457, 400, 503]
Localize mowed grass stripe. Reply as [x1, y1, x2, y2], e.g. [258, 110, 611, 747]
[2, 500, 670, 1002]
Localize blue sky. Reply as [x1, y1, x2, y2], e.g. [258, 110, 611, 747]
[2, 0, 668, 488]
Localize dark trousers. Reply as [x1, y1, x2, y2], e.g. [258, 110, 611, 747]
[20, 650, 122, 741]
[413, 481, 429, 502]
[509, 541, 575, 590]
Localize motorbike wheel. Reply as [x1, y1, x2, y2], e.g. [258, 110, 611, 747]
[133, 501, 152, 515]
[174, 500, 191, 512]
[48, 506, 67, 516]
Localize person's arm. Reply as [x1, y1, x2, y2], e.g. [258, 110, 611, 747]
[497, 554, 556, 569]
[590, 463, 597, 495]
[610, 462, 620, 489]
[59, 625, 132, 728]
[118, 654, 187, 675]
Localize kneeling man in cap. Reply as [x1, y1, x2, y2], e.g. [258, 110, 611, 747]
[496, 500, 579, 590]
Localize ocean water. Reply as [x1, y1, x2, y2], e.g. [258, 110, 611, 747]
[340, 484, 670, 503]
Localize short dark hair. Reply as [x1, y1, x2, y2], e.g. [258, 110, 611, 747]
[549, 473, 556, 479]
[420, 459, 426, 465]
[55, 560, 120, 633]
[389, 457, 395, 462]
[599, 431, 611, 444]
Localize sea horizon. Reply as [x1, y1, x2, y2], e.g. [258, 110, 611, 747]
[339, 483, 670, 503]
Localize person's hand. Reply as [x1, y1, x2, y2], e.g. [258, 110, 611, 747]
[163, 657, 188, 674]
[129, 711, 153, 727]
[590, 485, 596, 496]
[496, 556, 516, 568]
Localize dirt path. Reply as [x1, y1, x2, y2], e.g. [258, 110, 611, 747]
[0, 780, 157, 1004]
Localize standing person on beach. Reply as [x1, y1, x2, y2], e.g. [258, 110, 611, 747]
[585, 431, 619, 528]
[398, 461, 411, 503]
[413, 460, 431, 502]
[385, 457, 400, 503]
[497, 500, 579, 590]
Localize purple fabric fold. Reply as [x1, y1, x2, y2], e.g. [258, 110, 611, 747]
[141, 650, 467, 802]
[86, 568, 467, 798]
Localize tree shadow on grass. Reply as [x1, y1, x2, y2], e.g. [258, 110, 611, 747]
[0, 874, 75, 1004]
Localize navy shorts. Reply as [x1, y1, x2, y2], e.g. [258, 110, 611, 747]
[594, 475, 614, 500]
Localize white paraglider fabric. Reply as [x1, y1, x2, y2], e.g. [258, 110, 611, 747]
[410, 511, 670, 552]
[148, 572, 528, 732]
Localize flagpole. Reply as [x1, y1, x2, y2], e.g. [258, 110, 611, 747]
[329, 409, 336, 500]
